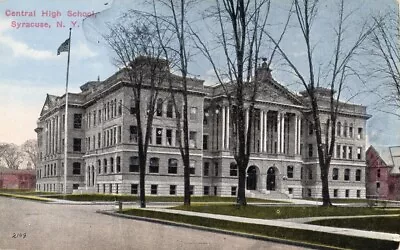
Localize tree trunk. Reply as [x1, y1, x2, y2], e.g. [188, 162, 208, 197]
[139, 151, 146, 208]
[237, 161, 247, 206]
[320, 163, 332, 206]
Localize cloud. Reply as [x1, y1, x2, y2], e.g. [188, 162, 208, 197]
[74, 41, 97, 59]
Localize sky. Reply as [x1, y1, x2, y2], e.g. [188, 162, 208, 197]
[0, 0, 399, 161]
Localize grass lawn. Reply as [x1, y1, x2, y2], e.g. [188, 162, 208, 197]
[304, 198, 399, 204]
[172, 204, 400, 219]
[119, 209, 398, 250]
[309, 216, 400, 234]
[0, 192, 53, 202]
[44, 194, 285, 203]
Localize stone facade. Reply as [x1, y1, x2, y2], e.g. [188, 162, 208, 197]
[35, 62, 369, 199]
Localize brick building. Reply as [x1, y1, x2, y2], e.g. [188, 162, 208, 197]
[35, 60, 369, 198]
[0, 167, 36, 190]
[366, 146, 400, 200]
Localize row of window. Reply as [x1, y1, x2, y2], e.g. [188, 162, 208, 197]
[332, 168, 362, 181]
[128, 157, 196, 174]
[304, 188, 362, 198]
[130, 126, 198, 148]
[96, 157, 122, 174]
[38, 162, 82, 178]
[85, 99, 123, 129]
[307, 143, 363, 160]
[308, 120, 363, 139]
[129, 184, 237, 196]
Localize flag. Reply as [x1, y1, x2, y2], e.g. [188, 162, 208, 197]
[57, 38, 70, 55]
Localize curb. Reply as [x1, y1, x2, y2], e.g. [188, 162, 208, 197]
[96, 210, 340, 250]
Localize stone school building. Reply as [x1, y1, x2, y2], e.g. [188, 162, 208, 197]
[35, 60, 369, 199]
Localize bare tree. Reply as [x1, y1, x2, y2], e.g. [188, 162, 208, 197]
[191, 0, 290, 206]
[21, 139, 39, 169]
[1, 144, 23, 170]
[149, 0, 195, 206]
[368, 10, 400, 117]
[103, 17, 170, 208]
[265, 0, 374, 206]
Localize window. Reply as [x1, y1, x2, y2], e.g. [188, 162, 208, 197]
[98, 133, 101, 148]
[332, 168, 339, 180]
[337, 122, 341, 136]
[214, 162, 219, 176]
[348, 146, 352, 159]
[189, 185, 194, 195]
[308, 144, 313, 157]
[130, 126, 138, 143]
[118, 100, 122, 116]
[130, 99, 136, 114]
[308, 168, 313, 180]
[204, 186, 210, 195]
[349, 124, 353, 138]
[175, 129, 181, 147]
[156, 99, 163, 116]
[336, 145, 341, 158]
[72, 162, 81, 175]
[93, 111, 97, 126]
[357, 190, 361, 198]
[129, 156, 139, 172]
[357, 147, 362, 160]
[169, 185, 176, 195]
[98, 160, 101, 174]
[356, 169, 361, 181]
[203, 109, 209, 125]
[333, 189, 338, 198]
[300, 167, 303, 180]
[357, 127, 363, 139]
[109, 183, 112, 193]
[166, 129, 172, 146]
[377, 182, 380, 189]
[73, 138, 82, 152]
[308, 122, 314, 135]
[116, 156, 121, 173]
[345, 189, 349, 198]
[110, 100, 114, 119]
[168, 158, 178, 174]
[287, 166, 294, 179]
[307, 189, 312, 197]
[156, 128, 163, 145]
[190, 107, 198, 120]
[344, 122, 348, 137]
[344, 168, 350, 181]
[151, 185, 158, 195]
[189, 131, 197, 148]
[149, 158, 159, 173]
[377, 169, 381, 178]
[98, 110, 102, 123]
[214, 186, 218, 196]
[73, 114, 82, 129]
[230, 162, 238, 176]
[103, 159, 108, 173]
[203, 162, 209, 176]
[110, 157, 114, 173]
[118, 126, 121, 144]
[203, 135, 208, 150]
[231, 186, 237, 196]
[166, 100, 173, 118]
[190, 160, 196, 175]
[131, 184, 138, 194]
[342, 146, 347, 159]
[73, 184, 79, 190]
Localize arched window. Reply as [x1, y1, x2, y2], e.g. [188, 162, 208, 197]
[287, 166, 294, 178]
[332, 168, 339, 180]
[149, 157, 159, 173]
[337, 122, 341, 136]
[118, 100, 122, 116]
[168, 158, 178, 174]
[356, 169, 361, 181]
[116, 156, 121, 173]
[129, 156, 139, 172]
[156, 99, 163, 116]
[110, 157, 114, 173]
[230, 162, 238, 176]
[344, 168, 350, 181]
[103, 159, 107, 173]
[98, 160, 101, 174]
[73, 162, 81, 175]
[166, 100, 174, 118]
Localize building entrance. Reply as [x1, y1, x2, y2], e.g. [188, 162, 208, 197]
[246, 166, 257, 190]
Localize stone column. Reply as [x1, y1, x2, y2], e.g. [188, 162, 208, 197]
[259, 110, 264, 152]
[226, 106, 230, 149]
[277, 113, 281, 154]
[298, 118, 302, 155]
[222, 106, 225, 150]
[85, 164, 89, 189]
[294, 115, 298, 155]
[263, 111, 268, 152]
[281, 113, 285, 154]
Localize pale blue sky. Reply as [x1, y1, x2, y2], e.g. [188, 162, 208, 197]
[0, 0, 398, 160]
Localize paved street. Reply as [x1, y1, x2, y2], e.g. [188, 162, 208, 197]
[0, 197, 308, 250]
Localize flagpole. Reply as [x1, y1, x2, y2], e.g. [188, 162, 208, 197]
[64, 28, 72, 194]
